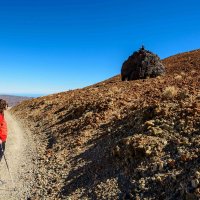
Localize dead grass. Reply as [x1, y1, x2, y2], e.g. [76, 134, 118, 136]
[162, 86, 178, 99]
[180, 71, 186, 76]
[174, 75, 182, 80]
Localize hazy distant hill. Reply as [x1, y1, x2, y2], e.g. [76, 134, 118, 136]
[0, 95, 32, 107]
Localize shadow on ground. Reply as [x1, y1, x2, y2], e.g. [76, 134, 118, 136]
[59, 106, 152, 199]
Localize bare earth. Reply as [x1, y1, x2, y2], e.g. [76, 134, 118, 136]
[0, 111, 35, 200]
[10, 49, 200, 199]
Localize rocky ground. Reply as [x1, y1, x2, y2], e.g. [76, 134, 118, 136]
[11, 49, 199, 199]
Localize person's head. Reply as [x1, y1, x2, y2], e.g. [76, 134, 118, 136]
[0, 99, 7, 114]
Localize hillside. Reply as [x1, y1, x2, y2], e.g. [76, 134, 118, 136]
[0, 95, 31, 107]
[11, 49, 199, 199]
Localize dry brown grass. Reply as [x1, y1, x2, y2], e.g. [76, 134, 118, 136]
[180, 71, 186, 76]
[162, 86, 178, 99]
[174, 75, 182, 80]
[191, 70, 196, 74]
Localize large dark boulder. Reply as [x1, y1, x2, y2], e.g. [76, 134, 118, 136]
[121, 46, 165, 81]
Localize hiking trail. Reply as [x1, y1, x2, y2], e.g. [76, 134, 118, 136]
[0, 110, 35, 199]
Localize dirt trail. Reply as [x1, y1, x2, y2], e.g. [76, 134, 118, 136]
[0, 110, 35, 199]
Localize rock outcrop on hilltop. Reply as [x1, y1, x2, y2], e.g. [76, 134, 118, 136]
[11, 49, 199, 199]
[121, 46, 165, 81]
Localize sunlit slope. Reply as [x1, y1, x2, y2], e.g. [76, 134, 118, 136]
[12, 49, 200, 199]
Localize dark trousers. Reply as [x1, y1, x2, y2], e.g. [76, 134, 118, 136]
[0, 142, 5, 161]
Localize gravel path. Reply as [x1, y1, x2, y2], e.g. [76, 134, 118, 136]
[0, 110, 36, 200]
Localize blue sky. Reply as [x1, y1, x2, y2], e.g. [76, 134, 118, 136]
[0, 0, 199, 96]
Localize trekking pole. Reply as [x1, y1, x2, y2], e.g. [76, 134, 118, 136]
[0, 143, 16, 191]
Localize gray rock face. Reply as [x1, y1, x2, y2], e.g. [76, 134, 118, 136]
[121, 46, 165, 81]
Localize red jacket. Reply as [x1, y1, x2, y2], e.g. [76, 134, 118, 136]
[0, 114, 7, 142]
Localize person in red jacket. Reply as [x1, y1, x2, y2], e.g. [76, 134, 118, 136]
[0, 99, 8, 161]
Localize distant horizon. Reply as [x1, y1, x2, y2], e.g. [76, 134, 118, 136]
[0, 46, 199, 96]
[0, 47, 199, 97]
[0, 93, 45, 98]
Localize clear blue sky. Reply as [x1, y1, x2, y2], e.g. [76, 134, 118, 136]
[0, 0, 199, 96]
